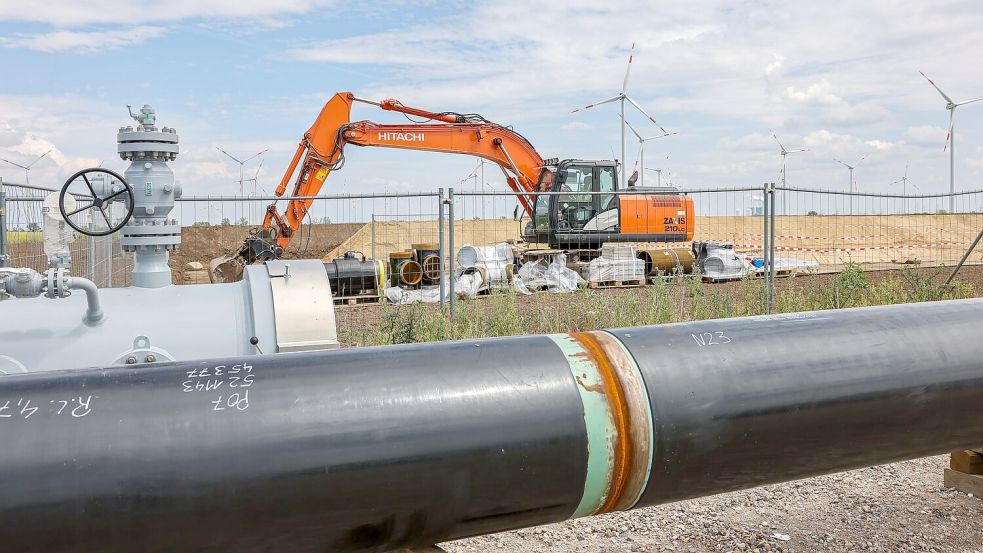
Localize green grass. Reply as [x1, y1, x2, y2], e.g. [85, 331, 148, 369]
[341, 264, 977, 347]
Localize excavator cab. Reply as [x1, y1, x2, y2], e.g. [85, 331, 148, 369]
[524, 159, 694, 248]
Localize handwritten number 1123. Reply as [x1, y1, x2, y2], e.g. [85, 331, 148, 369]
[692, 331, 731, 347]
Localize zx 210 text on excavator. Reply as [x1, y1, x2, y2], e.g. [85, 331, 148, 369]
[211, 92, 694, 282]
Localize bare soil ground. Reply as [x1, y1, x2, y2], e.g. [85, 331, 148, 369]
[444, 455, 983, 553]
[168, 223, 364, 283]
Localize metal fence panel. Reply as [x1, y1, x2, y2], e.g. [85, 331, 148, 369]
[1, 182, 131, 286]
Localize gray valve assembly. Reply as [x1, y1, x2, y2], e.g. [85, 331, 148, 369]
[0, 105, 339, 375]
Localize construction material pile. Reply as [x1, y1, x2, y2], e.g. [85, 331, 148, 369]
[585, 245, 646, 283]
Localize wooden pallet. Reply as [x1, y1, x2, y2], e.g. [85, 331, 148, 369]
[702, 268, 795, 284]
[333, 293, 382, 306]
[588, 278, 646, 289]
[943, 450, 983, 498]
[649, 274, 697, 284]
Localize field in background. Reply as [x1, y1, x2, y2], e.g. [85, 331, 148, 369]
[163, 213, 983, 279]
[6, 213, 981, 284]
[693, 213, 983, 269]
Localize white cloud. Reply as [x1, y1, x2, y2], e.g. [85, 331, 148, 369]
[765, 53, 785, 76]
[785, 80, 841, 105]
[0, 26, 166, 53]
[0, 0, 335, 27]
[904, 125, 947, 149]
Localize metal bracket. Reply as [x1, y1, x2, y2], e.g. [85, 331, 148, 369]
[112, 335, 175, 366]
[265, 259, 339, 352]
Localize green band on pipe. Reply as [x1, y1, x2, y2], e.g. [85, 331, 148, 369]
[548, 334, 616, 518]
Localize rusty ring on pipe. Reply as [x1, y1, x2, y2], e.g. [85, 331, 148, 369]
[571, 331, 653, 513]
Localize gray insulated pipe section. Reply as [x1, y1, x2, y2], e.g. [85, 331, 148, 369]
[1, 299, 983, 552]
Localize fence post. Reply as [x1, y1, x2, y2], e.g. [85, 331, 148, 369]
[762, 183, 770, 313]
[438, 188, 446, 309]
[448, 187, 456, 320]
[87, 222, 96, 281]
[943, 227, 983, 287]
[0, 187, 7, 268]
[370, 214, 376, 261]
[106, 228, 113, 288]
[768, 182, 776, 313]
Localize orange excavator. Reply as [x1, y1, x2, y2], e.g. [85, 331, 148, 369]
[211, 92, 694, 281]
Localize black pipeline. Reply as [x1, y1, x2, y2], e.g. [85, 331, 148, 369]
[2, 299, 983, 552]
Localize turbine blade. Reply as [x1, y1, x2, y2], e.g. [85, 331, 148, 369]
[571, 95, 622, 113]
[919, 70, 955, 104]
[619, 114, 643, 140]
[944, 110, 954, 152]
[770, 130, 787, 151]
[957, 96, 983, 106]
[643, 131, 677, 141]
[622, 42, 635, 94]
[624, 95, 668, 133]
[1, 157, 28, 170]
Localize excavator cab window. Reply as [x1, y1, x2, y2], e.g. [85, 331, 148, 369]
[555, 165, 596, 231]
[597, 166, 617, 213]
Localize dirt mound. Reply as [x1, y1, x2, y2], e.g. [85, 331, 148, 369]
[170, 223, 365, 283]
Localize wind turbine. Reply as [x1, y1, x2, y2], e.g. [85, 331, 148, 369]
[891, 161, 917, 214]
[919, 70, 983, 213]
[621, 115, 676, 187]
[572, 43, 667, 188]
[241, 159, 265, 196]
[644, 167, 664, 187]
[241, 160, 266, 225]
[771, 131, 807, 187]
[892, 161, 911, 198]
[835, 154, 867, 215]
[1, 149, 52, 186]
[216, 146, 269, 196]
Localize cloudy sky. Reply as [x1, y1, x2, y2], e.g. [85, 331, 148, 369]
[1, 0, 983, 203]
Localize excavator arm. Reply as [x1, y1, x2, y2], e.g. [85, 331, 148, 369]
[211, 92, 551, 281]
[270, 92, 545, 245]
[211, 92, 550, 281]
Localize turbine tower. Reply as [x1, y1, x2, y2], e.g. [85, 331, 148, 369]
[622, 115, 675, 187]
[572, 43, 667, 188]
[919, 70, 983, 213]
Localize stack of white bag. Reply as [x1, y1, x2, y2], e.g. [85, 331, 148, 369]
[455, 243, 514, 297]
[384, 286, 446, 304]
[513, 254, 584, 294]
[586, 245, 645, 283]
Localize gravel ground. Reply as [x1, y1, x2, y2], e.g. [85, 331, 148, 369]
[442, 456, 982, 552]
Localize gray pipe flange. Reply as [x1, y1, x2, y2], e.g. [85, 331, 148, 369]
[45, 268, 70, 299]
